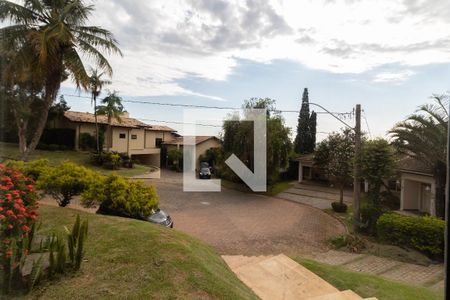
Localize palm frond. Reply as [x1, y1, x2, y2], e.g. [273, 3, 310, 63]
[63, 47, 89, 89]
[0, 0, 39, 24]
[77, 39, 113, 75]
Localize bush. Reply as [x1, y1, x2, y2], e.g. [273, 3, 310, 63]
[0, 164, 39, 294]
[329, 234, 366, 253]
[377, 213, 445, 256]
[47, 144, 60, 151]
[331, 201, 347, 213]
[37, 161, 100, 207]
[79, 133, 96, 150]
[82, 174, 159, 217]
[5, 159, 50, 181]
[90, 152, 123, 170]
[359, 204, 384, 235]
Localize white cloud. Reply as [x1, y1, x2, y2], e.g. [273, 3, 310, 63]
[373, 70, 416, 83]
[72, 0, 450, 97]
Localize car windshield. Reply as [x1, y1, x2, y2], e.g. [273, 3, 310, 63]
[147, 209, 167, 223]
[200, 168, 210, 173]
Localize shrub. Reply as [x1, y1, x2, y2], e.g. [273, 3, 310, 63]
[5, 159, 50, 181]
[0, 164, 39, 294]
[82, 174, 159, 217]
[65, 215, 88, 270]
[329, 234, 366, 253]
[37, 162, 100, 207]
[331, 201, 347, 213]
[377, 213, 445, 256]
[79, 133, 96, 150]
[102, 152, 121, 170]
[360, 204, 384, 235]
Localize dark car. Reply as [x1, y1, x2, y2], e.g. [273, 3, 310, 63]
[199, 167, 211, 179]
[144, 209, 173, 228]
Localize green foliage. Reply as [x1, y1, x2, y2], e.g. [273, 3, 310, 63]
[377, 213, 445, 256]
[221, 98, 291, 185]
[314, 129, 354, 204]
[82, 174, 159, 217]
[5, 159, 50, 181]
[48, 234, 66, 276]
[294, 88, 317, 154]
[331, 201, 348, 213]
[361, 139, 396, 204]
[37, 161, 101, 207]
[167, 148, 183, 171]
[329, 234, 366, 253]
[360, 203, 384, 235]
[27, 255, 44, 292]
[65, 215, 89, 270]
[79, 133, 97, 150]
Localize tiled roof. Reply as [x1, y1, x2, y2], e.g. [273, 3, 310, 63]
[64, 111, 175, 131]
[292, 153, 314, 163]
[397, 156, 433, 175]
[163, 136, 220, 146]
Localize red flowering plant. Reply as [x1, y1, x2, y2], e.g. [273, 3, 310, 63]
[0, 164, 38, 294]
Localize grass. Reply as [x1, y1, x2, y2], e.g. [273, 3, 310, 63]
[0, 142, 150, 177]
[221, 178, 294, 196]
[19, 205, 258, 299]
[294, 258, 443, 300]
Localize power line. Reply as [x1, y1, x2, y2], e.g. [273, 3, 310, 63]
[137, 118, 221, 128]
[61, 93, 353, 116]
[362, 110, 372, 138]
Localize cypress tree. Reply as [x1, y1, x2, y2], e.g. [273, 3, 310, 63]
[294, 88, 317, 154]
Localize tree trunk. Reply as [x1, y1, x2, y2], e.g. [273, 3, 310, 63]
[434, 161, 446, 218]
[21, 67, 61, 161]
[339, 185, 344, 205]
[107, 116, 112, 152]
[94, 95, 100, 153]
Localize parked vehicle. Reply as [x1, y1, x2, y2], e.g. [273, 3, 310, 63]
[199, 167, 211, 179]
[145, 209, 173, 228]
[98, 207, 173, 228]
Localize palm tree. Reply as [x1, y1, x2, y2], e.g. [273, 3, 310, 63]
[96, 91, 124, 152]
[390, 95, 448, 218]
[89, 69, 111, 152]
[0, 0, 122, 160]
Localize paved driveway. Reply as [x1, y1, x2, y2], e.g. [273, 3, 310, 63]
[143, 170, 346, 256]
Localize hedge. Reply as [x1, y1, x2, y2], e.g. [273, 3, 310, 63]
[376, 213, 445, 256]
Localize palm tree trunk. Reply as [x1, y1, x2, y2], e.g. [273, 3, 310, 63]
[94, 95, 100, 153]
[107, 115, 112, 152]
[339, 186, 344, 205]
[434, 161, 446, 218]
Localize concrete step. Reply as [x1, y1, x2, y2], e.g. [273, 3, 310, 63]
[222, 255, 273, 270]
[308, 289, 364, 300]
[285, 187, 353, 202]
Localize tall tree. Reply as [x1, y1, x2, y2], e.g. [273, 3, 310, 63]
[96, 91, 124, 152]
[294, 88, 317, 154]
[222, 98, 291, 185]
[390, 95, 448, 218]
[0, 0, 122, 160]
[314, 129, 354, 205]
[89, 69, 111, 153]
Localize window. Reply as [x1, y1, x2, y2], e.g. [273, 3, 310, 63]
[131, 134, 137, 140]
[119, 133, 126, 139]
[155, 138, 163, 148]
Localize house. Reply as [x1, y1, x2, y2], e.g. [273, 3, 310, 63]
[163, 136, 221, 168]
[52, 111, 177, 167]
[398, 157, 436, 216]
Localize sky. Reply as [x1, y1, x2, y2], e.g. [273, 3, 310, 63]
[59, 0, 450, 139]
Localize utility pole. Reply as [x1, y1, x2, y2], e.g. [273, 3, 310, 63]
[445, 101, 450, 299]
[353, 104, 361, 232]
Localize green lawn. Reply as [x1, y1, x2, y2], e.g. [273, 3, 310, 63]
[294, 258, 443, 300]
[0, 142, 150, 177]
[221, 178, 294, 196]
[19, 205, 257, 299]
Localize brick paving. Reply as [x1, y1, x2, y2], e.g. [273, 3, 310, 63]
[309, 249, 444, 289]
[144, 170, 346, 256]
